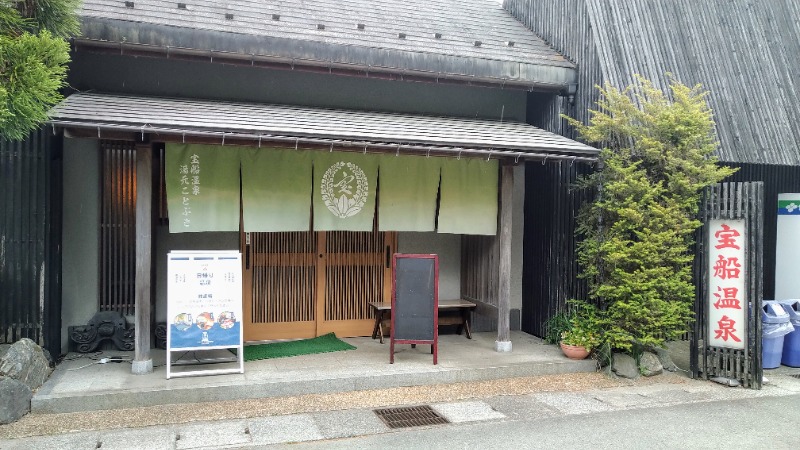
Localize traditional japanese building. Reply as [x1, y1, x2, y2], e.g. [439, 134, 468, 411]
[1, 0, 600, 366]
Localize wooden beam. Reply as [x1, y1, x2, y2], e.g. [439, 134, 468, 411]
[63, 128, 137, 141]
[132, 144, 153, 374]
[496, 162, 513, 352]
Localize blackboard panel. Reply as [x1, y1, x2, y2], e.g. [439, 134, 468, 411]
[392, 255, 438, 342]
[394, 314, 434, 341]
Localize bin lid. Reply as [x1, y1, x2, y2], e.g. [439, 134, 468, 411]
[763, 301, 790, 323]
[778, 298, 800, 327]
[777, 299, 800, 319]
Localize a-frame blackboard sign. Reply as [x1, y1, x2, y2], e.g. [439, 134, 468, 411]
[390, 253, 439, 364]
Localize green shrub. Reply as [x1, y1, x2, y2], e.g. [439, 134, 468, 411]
[1, 0, 80, 140]
[566, 76, 736, 352]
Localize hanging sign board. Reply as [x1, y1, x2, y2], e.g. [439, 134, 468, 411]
[707, 220, 747, 350]
[390, 253, 439, 364]
[166, 251, 244, 378]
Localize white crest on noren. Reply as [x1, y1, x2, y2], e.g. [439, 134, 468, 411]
[321, 161, 368, 218]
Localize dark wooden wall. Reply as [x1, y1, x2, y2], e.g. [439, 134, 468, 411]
[521, 160, 593, 337]
[505, 0, 601, 139]
[505, 0, 600, 336]
[461, 234, 501, 332]
[0, 130, 62, 356]
[461, 235, 498, 308]
[506, 0, 800, 165]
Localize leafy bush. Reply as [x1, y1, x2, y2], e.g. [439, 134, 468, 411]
[1, 0, 80, 140]
[566, 76, 736, 352]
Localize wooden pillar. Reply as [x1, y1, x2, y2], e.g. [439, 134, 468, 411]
[132, 144, 153, 374]
[496, 162, 513, 352]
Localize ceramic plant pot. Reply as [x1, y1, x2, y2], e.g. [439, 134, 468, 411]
[560, 342, 590, 360]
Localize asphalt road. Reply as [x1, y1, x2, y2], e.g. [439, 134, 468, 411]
[283, 393, 800, 450]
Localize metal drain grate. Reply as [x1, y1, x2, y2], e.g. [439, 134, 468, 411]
[374, 405, 449, 429]
[791, 374, 800, 379]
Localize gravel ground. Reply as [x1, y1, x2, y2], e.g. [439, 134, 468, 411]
[0, 371, 688, 440]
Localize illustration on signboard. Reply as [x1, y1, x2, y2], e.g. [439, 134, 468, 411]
[168, 258, 242, 349]
[170, 309, 240, 348]
[218, 311, 236, 329]
[174, 313, 192, 331]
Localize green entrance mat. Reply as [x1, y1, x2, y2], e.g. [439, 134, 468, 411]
[243, 333, 356, 361]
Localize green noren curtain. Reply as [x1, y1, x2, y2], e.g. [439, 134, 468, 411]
[241, 148, 313, 232]
[312, 152, 379, 231]
[378, 154, 442, 232]
[438, 158, 498, 235]
[165, 143, 241, 233]
[164, 144, 499, 235]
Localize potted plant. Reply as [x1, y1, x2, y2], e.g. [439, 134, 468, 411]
[559, 326, 594, 360]
[558, 302, 601, 360]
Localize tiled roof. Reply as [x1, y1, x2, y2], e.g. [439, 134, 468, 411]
[49, 93, 598, 160]
[76, 0, 576, 89]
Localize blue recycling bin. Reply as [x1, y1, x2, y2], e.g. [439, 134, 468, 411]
[778, 300, 800, 367]
[762, 301, 792, 369]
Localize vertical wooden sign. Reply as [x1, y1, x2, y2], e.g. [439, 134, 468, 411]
[707, 220, 747, 350]
[694, 182, 763, 389]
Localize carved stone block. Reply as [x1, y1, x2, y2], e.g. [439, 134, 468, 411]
[69, 311, 135, 353]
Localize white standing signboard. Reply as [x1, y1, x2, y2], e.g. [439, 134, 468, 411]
[775, 193, 800, 300]
[167, 251, 244, 378]
[707, 220, 747, 350]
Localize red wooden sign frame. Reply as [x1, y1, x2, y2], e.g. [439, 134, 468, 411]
[390, 253, 439, 364]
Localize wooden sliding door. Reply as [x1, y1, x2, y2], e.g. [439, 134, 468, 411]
[317, 229, 396, 337]
[242, 231, 317, 341]
[242, 227, 395, 341]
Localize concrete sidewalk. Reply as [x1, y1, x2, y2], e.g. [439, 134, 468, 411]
[3, 370, 800, 449]
[5, 333, 800, 449]
[31, 331, 595, 414]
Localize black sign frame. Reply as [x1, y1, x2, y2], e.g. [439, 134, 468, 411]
[390, 253, 439, 364]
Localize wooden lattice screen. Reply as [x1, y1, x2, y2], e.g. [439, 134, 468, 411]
[0, 130, 57, 347]
[99, 141, 137, 315]
[693, 182, 763, 388]
[249, 231, 317, 324]
[324, 229, 390, 321]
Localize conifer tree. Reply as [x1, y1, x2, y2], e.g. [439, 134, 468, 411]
[1, 0, 79, 140]
[568, 76, 736, 352]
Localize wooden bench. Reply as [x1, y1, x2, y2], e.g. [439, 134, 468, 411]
[368, 299, 477, 344]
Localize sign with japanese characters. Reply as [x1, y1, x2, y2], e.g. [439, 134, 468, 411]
[312, 152, 379, 232]
[165, 143, 241, 233]
[167, 251, 243, 351]
[707, 220, 747, 349]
